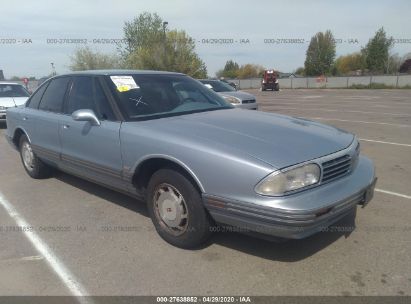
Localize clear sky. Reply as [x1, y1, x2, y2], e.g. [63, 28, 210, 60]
[0, 0, 410, 78]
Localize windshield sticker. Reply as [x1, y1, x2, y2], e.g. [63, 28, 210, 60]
[110, 76, 139, 92]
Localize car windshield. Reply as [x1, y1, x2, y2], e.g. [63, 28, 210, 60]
[200, 80, 236, 92]
[106, 74, 233, 120]
[0, 84, 30, 98]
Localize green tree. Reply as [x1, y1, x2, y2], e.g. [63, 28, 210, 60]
[362, 27, 394, 74]
[399, 52, 411, 73]
[334, 53, 365, 75]
[69, 47, 120, 71]
[304, 30, 336, 76]
[122, 12, 207, 78]
[216, 60, 240, 78]
[237, 64, 265, 79]
[386, 54, 402, 74]
[294, 67, 305, 76]
[121, 12, 165, 57]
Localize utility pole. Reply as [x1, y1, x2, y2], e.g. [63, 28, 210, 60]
[163, 21, 168, 70]
[50, 63, 56, 76]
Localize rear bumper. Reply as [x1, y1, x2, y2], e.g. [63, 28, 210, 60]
[203, 156, 376, 239]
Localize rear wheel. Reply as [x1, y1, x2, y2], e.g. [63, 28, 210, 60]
[274, 83, 280, 91]
[147, 168, 213, 248]
[19, 135, 52, 179]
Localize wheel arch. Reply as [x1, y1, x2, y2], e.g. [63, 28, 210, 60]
[12, 127, 31, 148]
[131, 155, 205, 194]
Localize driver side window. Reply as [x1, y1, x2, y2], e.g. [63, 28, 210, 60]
[65, 76, 115, 121]
[66, 76, 96, 115]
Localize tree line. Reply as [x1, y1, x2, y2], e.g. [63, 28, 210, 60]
[301, 27, 411, 76]
[69, 12, 207, 78]
[218, 28, 411, 78]
[69, 14, 411, 79]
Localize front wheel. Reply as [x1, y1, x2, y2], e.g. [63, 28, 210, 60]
[19, 135, 52, 179]
[147, 169, 213, 248]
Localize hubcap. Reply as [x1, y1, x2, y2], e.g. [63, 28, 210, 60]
[153, 183, 188, 236]
[21, 142, 34, 171]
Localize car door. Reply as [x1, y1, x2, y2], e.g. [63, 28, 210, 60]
[29, 77, 71, 165]
[59, 76, 126, 190]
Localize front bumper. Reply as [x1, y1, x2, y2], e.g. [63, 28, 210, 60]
[203, 155, 376, 239]
[233, 103, 258, 110]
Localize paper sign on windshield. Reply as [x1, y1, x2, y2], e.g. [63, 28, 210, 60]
[110, 76, 140, 92]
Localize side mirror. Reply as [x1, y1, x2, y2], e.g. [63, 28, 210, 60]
[71, 109, 101, 126]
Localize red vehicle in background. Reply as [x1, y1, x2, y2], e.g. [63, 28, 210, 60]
[261, 70, 279, 91]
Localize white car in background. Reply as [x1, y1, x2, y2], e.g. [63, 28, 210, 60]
[0, 83, 30, 121]
[200, 79, 258, 110]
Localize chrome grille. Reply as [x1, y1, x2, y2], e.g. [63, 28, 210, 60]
[321, 155, 352, 183]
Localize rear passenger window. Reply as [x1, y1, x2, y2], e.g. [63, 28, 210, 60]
[39, 77, 71, 113]
[27, 82, 49, 109]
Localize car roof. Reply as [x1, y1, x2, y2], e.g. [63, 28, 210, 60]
[53, 70, 185, 77]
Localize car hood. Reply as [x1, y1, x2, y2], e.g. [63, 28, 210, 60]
[147, 109, 354, 169]
[218, 91, 256, 101]
[0, 97, 28, 108]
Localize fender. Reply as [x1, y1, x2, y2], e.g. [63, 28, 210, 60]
[10, 125, 33, 148]
[132, 154, 205, 193]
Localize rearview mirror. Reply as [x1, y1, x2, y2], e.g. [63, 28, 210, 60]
[71, 109, 101, 126]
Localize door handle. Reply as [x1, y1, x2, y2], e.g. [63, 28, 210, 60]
[22, 116, 28, 121]
[63, 124, 70, 129]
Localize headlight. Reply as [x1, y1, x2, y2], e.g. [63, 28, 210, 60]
[255, 163, 320, 196]
[222, 95, 241, 104]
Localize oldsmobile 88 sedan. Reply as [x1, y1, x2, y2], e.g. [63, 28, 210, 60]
[5, 70, 376, 248]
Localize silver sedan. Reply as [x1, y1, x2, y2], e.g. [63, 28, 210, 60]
[200, 79, 258, 110]
[6, 70, 376, 248]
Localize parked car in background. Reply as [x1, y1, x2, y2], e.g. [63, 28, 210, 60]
[219, 78, 237, 90]
[6, 70, 376, 249]
[200, 79, 258, 110]
[0, 82, 30, 121]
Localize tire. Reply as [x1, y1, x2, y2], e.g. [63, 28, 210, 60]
[19, 134, 52, 179]
[274, 83, 280, 91]
[147, 168, 213, 248]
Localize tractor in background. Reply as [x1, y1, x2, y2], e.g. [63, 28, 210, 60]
[261, 70, 279, 91]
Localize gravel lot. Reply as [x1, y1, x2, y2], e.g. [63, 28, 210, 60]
[0, 89, 410, 297]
